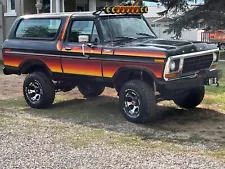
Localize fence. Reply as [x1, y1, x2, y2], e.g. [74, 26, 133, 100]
[151, 27, 204, 41]
[201, 32, 210, 42]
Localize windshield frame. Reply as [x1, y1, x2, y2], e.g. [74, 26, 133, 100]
[98, 14, 158, 44]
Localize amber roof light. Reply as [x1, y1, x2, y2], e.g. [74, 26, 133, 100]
[104, 6, 148, 14]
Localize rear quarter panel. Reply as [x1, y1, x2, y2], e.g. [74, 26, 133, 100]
[2, 16, 68, 73]
[2, 40, 62, 73]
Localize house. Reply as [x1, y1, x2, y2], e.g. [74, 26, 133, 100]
[143, 0, 206, 40]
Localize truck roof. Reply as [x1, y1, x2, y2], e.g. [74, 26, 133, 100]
[19, 11, 141, 19]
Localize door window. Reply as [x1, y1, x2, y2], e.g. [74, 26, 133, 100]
[68, 20, 100, 43]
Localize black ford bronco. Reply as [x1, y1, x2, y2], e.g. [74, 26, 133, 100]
[1, 6, 222, 123]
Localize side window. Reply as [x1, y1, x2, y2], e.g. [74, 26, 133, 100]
[15, 19, 61, 39]
[68, 20, 100, 43]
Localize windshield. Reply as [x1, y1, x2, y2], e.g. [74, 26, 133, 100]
[99, 16, 157, 42]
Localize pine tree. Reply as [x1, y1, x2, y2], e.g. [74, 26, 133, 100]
[119, 1, 225, 37]
[152, 0, 225, 38]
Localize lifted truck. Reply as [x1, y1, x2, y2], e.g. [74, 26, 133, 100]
[2, 5, 222, 123]
[208, 30, 225, 50]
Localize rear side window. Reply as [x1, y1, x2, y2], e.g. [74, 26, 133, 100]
[15, 19, 61, 40]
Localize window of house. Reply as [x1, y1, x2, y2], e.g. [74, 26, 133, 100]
[68, 20, 100, 43]
[7, 0, 15, 12]
[4, 0, 16, 16]
[15, 19, 61, 40]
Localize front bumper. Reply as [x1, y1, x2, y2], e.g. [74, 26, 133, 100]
[159, 69, 222, 90]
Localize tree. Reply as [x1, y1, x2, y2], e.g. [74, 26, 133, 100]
[155, 0, 225, 38]
[121, 0, 225, 38]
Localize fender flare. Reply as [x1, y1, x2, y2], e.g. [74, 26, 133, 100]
[112, 66, 158, 88]
[19, 58, 52, 75]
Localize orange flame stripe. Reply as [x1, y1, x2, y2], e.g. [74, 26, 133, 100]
[114, 49, 166, 58]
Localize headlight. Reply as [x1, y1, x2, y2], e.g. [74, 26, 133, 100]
[213, 52, 218, 62]
[170, 60, 176, 71]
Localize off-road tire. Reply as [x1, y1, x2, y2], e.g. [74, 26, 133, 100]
[173, 86, 205, 109]
[119, 80, 156, 123]
[23, 72, 55, 109]
[78, 84, 105, 98]
[219, 43, 225, 50]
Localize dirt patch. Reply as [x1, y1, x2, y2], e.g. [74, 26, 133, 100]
[0, 74, 118, 100]
[0, 75, 24, 100]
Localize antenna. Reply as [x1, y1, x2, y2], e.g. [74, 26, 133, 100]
[92, 7, 106, 15]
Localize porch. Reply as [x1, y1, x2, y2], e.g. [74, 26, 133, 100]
[23, 0, 121, 15]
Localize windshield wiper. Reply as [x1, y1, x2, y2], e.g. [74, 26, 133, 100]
[136, 33, 156, 38]
[113, 36, 138, 41]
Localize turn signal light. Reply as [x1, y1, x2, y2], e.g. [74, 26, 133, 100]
[165, 73, 178, 79]
[211, 63, 217, 68]
[104, 6, 148, 14]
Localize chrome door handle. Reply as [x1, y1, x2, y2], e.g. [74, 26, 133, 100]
[103, 49, 112, 53]
[81, 44, 89, 58]
[65, 47, 71, 50]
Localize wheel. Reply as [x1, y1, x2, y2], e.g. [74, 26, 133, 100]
[78, 84, 105, 98]
[219, 43, 225, 50]
[173, 86, 205, 109]
[23, 72, 55, 109]
[119, 80, 156, 123]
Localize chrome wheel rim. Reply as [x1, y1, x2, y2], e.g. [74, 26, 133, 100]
[123, 89, 141, 118]
[26, 80, 43, 103]
[220, 44, 225, 50]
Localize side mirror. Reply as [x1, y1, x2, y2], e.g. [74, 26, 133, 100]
[78, 35, 89, 43]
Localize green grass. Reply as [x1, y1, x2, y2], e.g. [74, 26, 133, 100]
[0, 95, 124, 126]
[0, 60, 3, 74]
[204, 62, 225, 108]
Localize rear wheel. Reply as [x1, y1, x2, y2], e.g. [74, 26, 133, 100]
[78, 84, 105, 98]
[173, 86, 205, 109]
[119, 80, 156, 123]
[23, 72, 55, 109]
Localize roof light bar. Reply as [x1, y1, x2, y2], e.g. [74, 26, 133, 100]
[104, 6, 148, 14]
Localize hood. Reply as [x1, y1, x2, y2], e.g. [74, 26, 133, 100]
[111, 38, 219, 57]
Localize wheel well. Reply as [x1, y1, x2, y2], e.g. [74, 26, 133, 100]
[20, 61, 52, 77]
[113, 68, 156, 92]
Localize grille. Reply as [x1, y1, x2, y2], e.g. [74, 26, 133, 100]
[182, 54, 213, 74]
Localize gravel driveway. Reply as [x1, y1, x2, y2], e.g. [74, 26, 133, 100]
[0, 75, 225, 168]
[0, 110, 225, 169]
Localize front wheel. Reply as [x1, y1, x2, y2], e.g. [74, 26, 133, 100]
[23, 72, 55, 109]
[173, 86, 205, 109]
[219, 43, 225, 50]
[78, 84, 105, 98]
[119, 80, 156, 123]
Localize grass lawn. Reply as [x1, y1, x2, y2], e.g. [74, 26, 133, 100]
[0, 60, 3, 74]
[204, 61, 225, 109]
